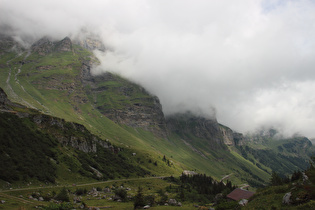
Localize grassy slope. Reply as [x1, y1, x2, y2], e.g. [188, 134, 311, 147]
[0, 43, 270, 187]
[238, 136, 314, 177]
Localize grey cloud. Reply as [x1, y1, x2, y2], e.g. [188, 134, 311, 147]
[1, 0, 315, 137]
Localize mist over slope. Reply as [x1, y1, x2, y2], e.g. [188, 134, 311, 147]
[1, 31, 315, 192]
[2, 0, 315, 138]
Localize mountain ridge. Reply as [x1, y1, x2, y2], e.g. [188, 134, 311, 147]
[0, 34, 313, 189]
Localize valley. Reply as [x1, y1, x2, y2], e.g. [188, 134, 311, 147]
[0, 34, 314, 209]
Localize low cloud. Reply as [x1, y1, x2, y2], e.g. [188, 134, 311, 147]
[1, 0, 315, 137]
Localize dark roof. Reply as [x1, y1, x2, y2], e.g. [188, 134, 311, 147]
[227, 188, 255, 201]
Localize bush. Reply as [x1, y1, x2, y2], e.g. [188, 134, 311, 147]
[55, 187, 70, 202]
[114, 188, 128, 201]
[75, 188, 87, 195]
[215, 200, 240, 210]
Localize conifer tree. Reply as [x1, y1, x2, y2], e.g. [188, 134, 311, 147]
[134, 186, 145, 209]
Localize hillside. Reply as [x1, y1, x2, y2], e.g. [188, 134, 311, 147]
[0, 34, 314, 190]
[0, 87, 156, 186]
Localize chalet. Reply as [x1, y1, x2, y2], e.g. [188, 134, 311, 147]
[227, 188, 254, 201]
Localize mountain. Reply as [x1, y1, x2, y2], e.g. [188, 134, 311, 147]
[0, 34, 314, 188]
[0, 87, 153, 184]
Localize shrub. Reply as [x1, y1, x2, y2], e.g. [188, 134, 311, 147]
[75, 188, 87, 195]
[114, 188, 128, 202]
[55, 187, 70, 202]
[134, 186, 145, 209]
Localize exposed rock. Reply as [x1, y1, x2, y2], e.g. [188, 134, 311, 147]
[31, 37, 54, 55]
[103, 188, 111, 193]
[166, 112, 228, 150]
[143, 205, 150, 209]
[302, 172, 309, 183]
[31, 114, 110, 153]
[75, 37, 105, 51]
[81, 70, 168, 137]
[168, 198, 177, 206]
[89, 166, 103, 178]
[220, 126, 235, 146]
[283, 192, 292, 205]
[182, 170, 197, 176]
[55, 37, 72, 52]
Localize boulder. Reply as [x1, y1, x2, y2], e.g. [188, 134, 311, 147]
[168, 198, 177, 206]
[283, 192, 292, 205]
[239, 199, 248, 206]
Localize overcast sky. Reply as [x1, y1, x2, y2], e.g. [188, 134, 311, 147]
[1, 0, 315, 138]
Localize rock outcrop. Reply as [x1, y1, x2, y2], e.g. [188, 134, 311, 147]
[31, 36, 72, 55]
[1, 87, 109, 153]
[32, 113, 110, 153]
[166, 112, 228, 149]
[55, 37, 72, 52]
[81, 67, 168, 137]
[219, 125, 246, 146]
[31, 37, 54, 55]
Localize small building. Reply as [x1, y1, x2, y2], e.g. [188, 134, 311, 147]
[227, 188, 254, 201]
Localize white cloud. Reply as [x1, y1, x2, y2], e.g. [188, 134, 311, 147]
[1, 0, 315, 137]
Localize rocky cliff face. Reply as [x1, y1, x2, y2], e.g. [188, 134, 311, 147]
[31, 37, 54, 55]
[31, 36, 72, 55]
[166, 112, 228, 149]
[219, 125, 246, 146]
[81, 69, 168, 137]
[32, 113, 110, 153]
[2, 34, 241, 144]
[0, 87, 110, 153]
[77, 38, 167, 137]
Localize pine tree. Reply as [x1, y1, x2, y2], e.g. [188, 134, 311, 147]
[270, 171, 283, 186]
[134, 186, 145, 209]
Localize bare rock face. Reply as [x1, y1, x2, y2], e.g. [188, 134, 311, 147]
[31, 36, 72, 55]
[166, 112, 228, 149]
[55, 37, 72, 52]
[72, 29, 105, 51]
[31, 37, 54, 55]
[220, 126, 235, 146]
[283, 192, 292, 205]
[219, 126, 245, 146]
[75, 37, 105, 51]
[81, 69, 168, 138]
[32, 114, 110, 153]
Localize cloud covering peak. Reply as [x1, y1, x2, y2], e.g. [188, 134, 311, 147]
[1, 0, 315, 137]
